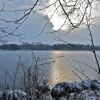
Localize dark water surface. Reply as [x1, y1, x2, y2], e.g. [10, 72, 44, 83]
[0, 50, 100, 87]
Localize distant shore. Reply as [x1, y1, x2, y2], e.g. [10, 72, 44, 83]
[0, 43, 100, 51]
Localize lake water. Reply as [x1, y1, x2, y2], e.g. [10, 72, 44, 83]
[0, 50, 100, 87]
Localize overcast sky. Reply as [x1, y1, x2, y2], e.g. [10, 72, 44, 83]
[0, 0, 100, 45]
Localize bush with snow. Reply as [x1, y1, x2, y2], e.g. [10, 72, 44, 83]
[51, 79, 100, 99]
[0, 90, 26, 100]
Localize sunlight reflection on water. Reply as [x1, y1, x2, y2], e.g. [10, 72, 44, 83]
[49, 51, 78, 86]
[49, 51, 100, 86]
[0, 50, 100, 87]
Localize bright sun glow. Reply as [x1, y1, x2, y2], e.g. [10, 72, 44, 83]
[45, 0, 66, 30]
[44, 0, 99, 31]
[49, 13, 66, 30]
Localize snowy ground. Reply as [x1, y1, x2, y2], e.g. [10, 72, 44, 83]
[0, 79, 100, 100]
[58, 90, 100, 100]
[51, 79, 100, 100]
[0, 90, 100, 100]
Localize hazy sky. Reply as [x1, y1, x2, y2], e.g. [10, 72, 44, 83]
[0, 0, 100, 45]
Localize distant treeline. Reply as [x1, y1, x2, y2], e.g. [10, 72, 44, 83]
[0, 43, 100, 50]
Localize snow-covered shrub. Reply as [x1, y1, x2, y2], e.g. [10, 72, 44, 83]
[0, 90, 26, 100]
[51, 79, 100, 99]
